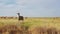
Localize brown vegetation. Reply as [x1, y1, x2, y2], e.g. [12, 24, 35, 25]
[0, 25, 60, 34]
[0, 17, 60, 34]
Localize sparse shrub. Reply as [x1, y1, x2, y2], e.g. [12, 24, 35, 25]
[29, 27, 47, 34]
[47, 27, 58, 34]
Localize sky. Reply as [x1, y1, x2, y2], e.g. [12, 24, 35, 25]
[0, 0, 60, 17]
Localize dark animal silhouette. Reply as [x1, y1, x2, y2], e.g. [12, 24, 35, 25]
[17, 13, 24, 21]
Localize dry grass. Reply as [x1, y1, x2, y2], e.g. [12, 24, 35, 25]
[0, 17, 60, 29]
[0, 17, 60, 34]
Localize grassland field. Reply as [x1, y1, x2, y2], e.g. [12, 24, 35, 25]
[0, 17, 60, 30]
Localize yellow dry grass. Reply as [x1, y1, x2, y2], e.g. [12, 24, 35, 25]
[0, 17, 60, 30]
